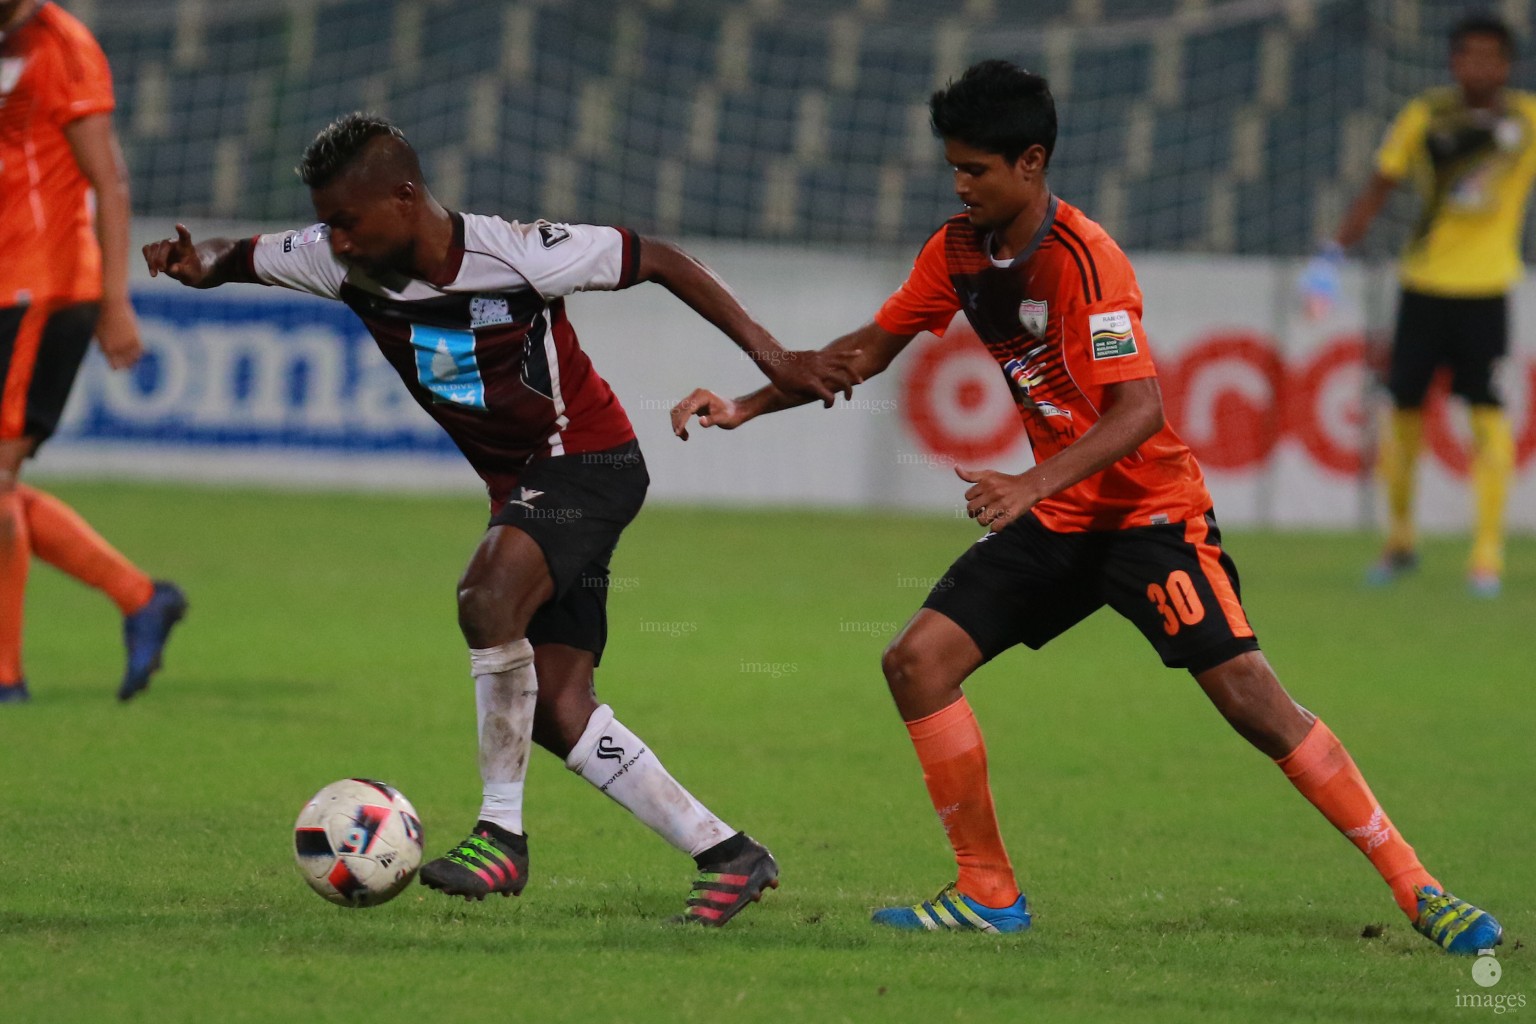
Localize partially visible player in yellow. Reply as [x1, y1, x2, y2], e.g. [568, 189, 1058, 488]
[1309, 13, 1533, 598]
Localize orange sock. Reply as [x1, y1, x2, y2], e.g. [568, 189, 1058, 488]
[905, 696, 1020, 908]
[0, 489, 30, 685]
[18, 485, 153, 615]
[1276, 719, 1437, 918]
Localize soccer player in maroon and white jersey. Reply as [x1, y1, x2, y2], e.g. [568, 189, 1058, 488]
[673, 61, 1502, 951]
[144, 114, 861, 924]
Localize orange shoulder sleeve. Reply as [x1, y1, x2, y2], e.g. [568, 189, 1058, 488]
[875, 226, 961, 337]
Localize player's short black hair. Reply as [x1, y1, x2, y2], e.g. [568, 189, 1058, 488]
[298, 112, 413, 190]
[1451, 11, 1517, 58]
[929, 60, 1057, 165]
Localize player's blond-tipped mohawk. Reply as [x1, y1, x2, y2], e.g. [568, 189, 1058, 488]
[297, 112, 410, 190]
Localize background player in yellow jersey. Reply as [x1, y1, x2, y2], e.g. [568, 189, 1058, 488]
[1311, 12, 1532, 598]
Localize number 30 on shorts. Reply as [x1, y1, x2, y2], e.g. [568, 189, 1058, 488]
[1146, 571, 1206, 635]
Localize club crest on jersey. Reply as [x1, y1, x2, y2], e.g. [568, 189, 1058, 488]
[1018, 299, 1048, 338]
[470, 295, 514, 328]
[410, 325, 486, 410]
[1088, 310, 1137, 360]
[537, 222, 571, 249]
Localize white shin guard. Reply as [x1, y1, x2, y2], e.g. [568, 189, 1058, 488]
[472, 638, 537, 836]
[565, 704, 732, 858]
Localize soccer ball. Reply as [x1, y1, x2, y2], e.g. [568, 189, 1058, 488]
[293, 778, 425, 908]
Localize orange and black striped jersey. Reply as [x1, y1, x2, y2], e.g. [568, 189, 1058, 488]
[876, 195, 1211, 532]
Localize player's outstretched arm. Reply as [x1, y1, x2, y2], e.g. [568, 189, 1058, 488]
[142, 225, 245, 289]
[636, 237, 864, 406]
[671, 321, 914, 440]
[958, 376, 1166, 531]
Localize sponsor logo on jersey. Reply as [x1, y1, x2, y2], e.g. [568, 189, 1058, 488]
[281, 224, 329, 253]
[1018, 299, 1048, 338]
[1089, 310, 1137, 360]
[469, 295, 514, 328]
[537, 222, 571, 249]
[518, 487, 543, 502]
[1002, 348, 1071, 420]
[410, 324, 486, 409]
[0, 58, 25, 97]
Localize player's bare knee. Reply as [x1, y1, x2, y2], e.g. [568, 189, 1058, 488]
[881, 635, 937, 694]
[456, 572, 524, 646]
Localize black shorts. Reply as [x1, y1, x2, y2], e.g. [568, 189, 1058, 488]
[0, 302, 98, 450]
[488, 439, 649, 663]
[923, 510, 1261, 675]
[1389, 289, 1507, 408]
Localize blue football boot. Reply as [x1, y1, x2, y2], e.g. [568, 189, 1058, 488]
[118, 581, 188, 701]
[0, 680, 30, 704]
[1413, 885, 1503, 955]
[871, 883, 1031, 934]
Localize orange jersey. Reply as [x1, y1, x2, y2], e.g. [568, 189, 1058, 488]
[0, 2, 115, 307]
[876, 196, 1211, 532]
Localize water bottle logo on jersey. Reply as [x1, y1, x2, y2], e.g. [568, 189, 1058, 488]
[410, 324, 486, 409]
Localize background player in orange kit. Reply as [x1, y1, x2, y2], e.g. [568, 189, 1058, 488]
[0, 0, 186, 704]
[672, 60, 1502, 953]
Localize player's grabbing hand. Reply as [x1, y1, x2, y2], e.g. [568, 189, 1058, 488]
[756, 348, 863, 408]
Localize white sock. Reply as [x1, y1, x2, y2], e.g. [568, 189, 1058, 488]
[472, 639, 537, 836]
[565, 704, 733, 857]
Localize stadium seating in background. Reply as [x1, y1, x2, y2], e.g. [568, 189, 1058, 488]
[80, 0, 1533, 256]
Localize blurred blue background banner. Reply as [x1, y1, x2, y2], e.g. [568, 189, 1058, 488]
[60, 288, 455, 456]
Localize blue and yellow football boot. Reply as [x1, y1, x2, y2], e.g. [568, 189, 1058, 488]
[871, 883, 1031, 934]
[1413, 885, 1503, 955]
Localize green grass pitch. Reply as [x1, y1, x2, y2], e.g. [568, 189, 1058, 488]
[2, 482, 1530, 1023]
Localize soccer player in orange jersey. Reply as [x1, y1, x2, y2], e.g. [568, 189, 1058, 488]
[0, 0, 186, 703]
[672, 60, 1502, 953]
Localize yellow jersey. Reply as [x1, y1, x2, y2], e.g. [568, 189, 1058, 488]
[1376, 86, 1536, 297]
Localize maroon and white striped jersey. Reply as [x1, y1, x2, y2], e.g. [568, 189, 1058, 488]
[232, 212, 639, 510]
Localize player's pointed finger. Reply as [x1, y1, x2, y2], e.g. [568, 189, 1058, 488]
[175, 223, 192, 246]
